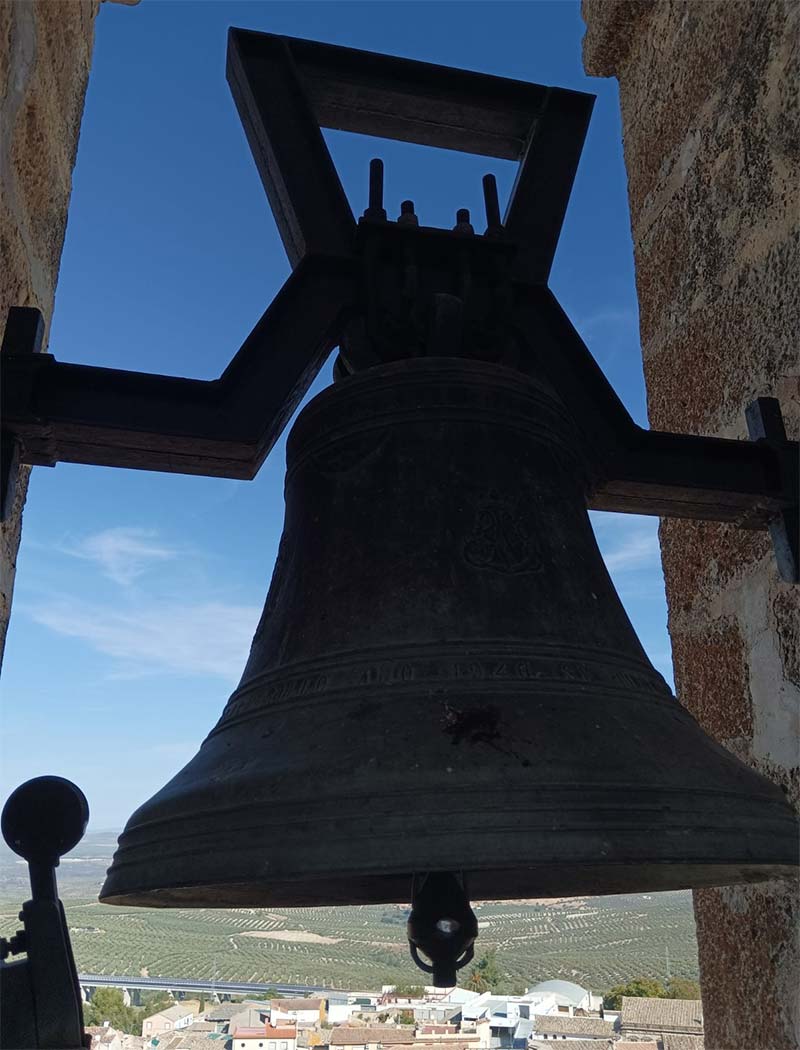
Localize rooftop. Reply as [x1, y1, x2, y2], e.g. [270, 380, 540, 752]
[160, 1034, 227, 1050]
[531, 1042, 613, 1050]
[533, 1014, 614, 1038]
[232, 1025, 297, 1040]
[414, 1044, 478, 1050]
[206, 1002, 266, 1021]
[148, 1004, 195, 1023]
[273, 1000, 324, 1012]
[86, 1028, 119, 1047]
[329, 1028, 415, 1046]
[620, 997, 703, 1033]
[662, 1036, 705, 1050]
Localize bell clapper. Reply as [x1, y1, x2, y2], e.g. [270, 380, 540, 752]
[407, 871, 479, 988]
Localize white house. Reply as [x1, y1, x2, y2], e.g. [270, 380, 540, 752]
[328, 1003, 361, 1025]
[271, 999, 327, 1026]
[141, 1004, 195, 1039]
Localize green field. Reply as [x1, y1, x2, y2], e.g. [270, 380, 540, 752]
[0, 834, 698, 993]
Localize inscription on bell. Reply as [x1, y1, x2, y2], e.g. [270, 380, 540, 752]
[219, 644, 670, 731]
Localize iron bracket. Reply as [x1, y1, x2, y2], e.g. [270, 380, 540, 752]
[1, 307, 44, 523]
[745, 397, 799, 583]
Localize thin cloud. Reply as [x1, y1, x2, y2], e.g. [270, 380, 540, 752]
[603, 529, 661, 572]
[62, 527, 178, 586]
[25, 596, 259, 680]
[590, 512, 662, 573]
[574, 308, 638, 340]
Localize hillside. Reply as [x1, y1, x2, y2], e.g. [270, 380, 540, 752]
[0, 833, 698, 993]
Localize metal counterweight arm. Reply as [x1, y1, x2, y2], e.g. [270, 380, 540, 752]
[0, 777, 90, 1050]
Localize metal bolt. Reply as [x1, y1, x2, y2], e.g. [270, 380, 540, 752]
[453, 208, 474, 235]
[397, 200, 419, 227]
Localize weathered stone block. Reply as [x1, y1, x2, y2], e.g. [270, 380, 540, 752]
[694, 882, 800, 1050]
[0, 0, 99, 664]
[582, 1, 800, 1045]
[642, 234, 799, 435]
[659, 519, 770, 616]
[670, 618, 753, 743]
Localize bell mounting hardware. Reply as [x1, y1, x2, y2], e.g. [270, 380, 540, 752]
[2, 30, 797, 560]
[0, 778, 89, 1050]
[1, 30, 798, 993]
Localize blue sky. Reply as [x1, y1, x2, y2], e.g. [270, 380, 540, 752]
[1, 1, 672, 831]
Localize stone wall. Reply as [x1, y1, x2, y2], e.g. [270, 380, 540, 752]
[582, 2, 799, 1048]
[0, 0, 101, 665]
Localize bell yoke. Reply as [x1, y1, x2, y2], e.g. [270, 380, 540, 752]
[1, 30, 797, 988]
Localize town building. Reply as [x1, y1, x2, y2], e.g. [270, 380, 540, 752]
[524, 982, 602, 1014]
[141, 1003, 197, 1039]
[328, 1026, 416, 1050]
[231, 1022, 298, 1050]
[413, 1005, 465, 1028]
[328, 1004, 361, 1025]
[86, 1026, 123, 1050]
[272, 999, 328, 1026]
[159, 1033, 228, 1050]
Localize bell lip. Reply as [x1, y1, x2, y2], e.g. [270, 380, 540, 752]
[98, 861, 800, 910]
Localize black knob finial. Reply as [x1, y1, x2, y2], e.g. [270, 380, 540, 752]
[2, 776, 89, 866]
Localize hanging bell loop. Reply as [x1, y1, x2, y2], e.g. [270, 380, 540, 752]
[407, 872, 478, 987]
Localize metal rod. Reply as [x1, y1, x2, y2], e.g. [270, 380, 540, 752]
[482, 173, 502, 235]
[364, 158, 386, 221]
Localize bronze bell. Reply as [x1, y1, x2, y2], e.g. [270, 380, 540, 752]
[96, 33, 798, 986]
[100, 357, 798, 910]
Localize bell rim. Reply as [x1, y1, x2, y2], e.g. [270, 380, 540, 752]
[99, 860, 800, 910]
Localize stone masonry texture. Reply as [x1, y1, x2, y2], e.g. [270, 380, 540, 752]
[582, 2, 799, 1048]
[0, 0, 99, 666]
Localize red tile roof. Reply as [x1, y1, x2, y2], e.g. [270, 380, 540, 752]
[233, 1025, 297, 1041]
